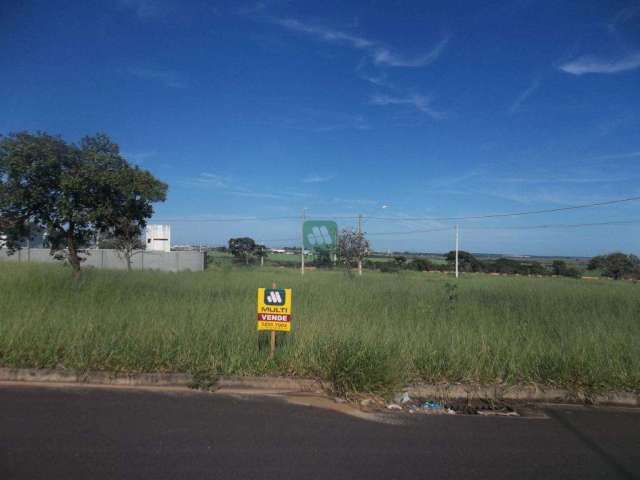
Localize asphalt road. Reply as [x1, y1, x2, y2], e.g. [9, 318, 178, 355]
[0, 384, 639, 479]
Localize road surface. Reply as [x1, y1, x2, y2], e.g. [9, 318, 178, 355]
[0, 383, 638, 479]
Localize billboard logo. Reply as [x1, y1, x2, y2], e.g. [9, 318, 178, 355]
[303, 220, 338, 251]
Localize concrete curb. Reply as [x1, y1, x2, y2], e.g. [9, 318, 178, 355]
[0, 368, 192, 387]
[217, 376, 328, 393]
[0, 368, 327, 393]
[0, 368, 637, 406]
[406, 383, 639, 407]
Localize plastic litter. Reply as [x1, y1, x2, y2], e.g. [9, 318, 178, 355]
[394, 392, 411, 404]
[387, 403, 402, 410]
[421, 401, 444, 410]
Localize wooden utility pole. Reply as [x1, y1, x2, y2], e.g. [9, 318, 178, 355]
[357, 214, 363, 276]
[455, 225, 459, 279]
[301, 208, 306, 276]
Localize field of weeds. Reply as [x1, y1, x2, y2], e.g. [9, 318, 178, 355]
[1, 262, 638, 396]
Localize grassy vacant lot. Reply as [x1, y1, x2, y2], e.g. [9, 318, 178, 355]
[1, 262, 638, 395]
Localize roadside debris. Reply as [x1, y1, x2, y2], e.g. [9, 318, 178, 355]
[421, 400, 443, 410]
[385, 394, 520, 416]
[394, 392, 412, 404]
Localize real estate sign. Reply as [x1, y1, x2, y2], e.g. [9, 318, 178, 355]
[256, 288, 292, 332]
[303, 220, 338, 252]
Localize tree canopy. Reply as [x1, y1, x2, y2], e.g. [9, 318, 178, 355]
[228, 237, 258, 264]
[337, 229, 370, 272]
[0, 132, 167, 275]
[445, 250, 483, 273]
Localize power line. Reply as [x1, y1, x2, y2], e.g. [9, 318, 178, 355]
[154, 215, 301, 223]
[365, 195, 640, 222]
[153, 195, 640, 226]
[467, 220, 640, 230]
[364, 220, 640, 236]
[154, 214, 360, 223]
[366, 227, 454, 236]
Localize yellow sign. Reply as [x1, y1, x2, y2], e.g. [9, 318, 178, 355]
[257, 288, 292, 332]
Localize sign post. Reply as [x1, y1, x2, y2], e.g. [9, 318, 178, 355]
[257, 283, 292, 358]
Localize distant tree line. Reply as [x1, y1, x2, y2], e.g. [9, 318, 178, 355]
[364, 250, 640, 280]
[222, 230, 640, 280]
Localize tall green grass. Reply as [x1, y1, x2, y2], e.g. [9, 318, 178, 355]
[0, 263, 638, 395]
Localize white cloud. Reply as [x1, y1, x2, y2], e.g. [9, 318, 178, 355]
[272, 17, 448, 69]
[126, 67, 188, 88]
[273, 18, 374, 49]
[370, 93, 445, 119]
[302, 174, 334, 183]
[372, 36, 450, 67]
[559, 53, 640, 75]
[508, 77, 540, 114]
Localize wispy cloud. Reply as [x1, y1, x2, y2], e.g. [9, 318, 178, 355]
[118, 0, 168, 20]
[608, 5, 640, 33]
[271, 17, 449, 69]
[508, 77, 540, 115]
[122, 150, 157, 164]
[372, 36, 450, 67]
[183, 173, 230, 189]
[126, 67, 188, 88]
[590, 151, 640, 161]
[559, 53, 640, 75]
[179, 173, 310, 200]
[272, 18, 374, 49]
[370, 93, 445, 119]
[302, 174, 334, 184]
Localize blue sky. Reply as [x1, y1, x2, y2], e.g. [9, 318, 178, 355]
[1, 0, 639, 255]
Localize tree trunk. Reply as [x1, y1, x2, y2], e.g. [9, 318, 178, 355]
[66, 233, 82, 279]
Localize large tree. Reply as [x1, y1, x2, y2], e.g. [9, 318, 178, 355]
[445, 250, 483, 273]
[228, 237, 257, 265]
[96, 153, 167, 270]
[600, 252, 638, 280]
[0, 132, 167, 276]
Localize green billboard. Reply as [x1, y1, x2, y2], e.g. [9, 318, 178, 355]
[303, 220, 338, 251]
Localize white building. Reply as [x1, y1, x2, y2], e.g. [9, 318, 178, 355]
[145, 224, 171, 252]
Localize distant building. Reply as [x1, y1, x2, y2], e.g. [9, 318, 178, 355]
[145, 224, 171, 252]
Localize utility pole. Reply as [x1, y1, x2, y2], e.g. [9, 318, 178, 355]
[301, 208, 306, 276]
[455, 225, 459, 279]
[357, 213, 363, 276]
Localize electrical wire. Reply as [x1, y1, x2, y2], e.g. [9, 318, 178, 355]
[154, 195, 640, 225]
[364, 195, 640, 222]
[364, 220, 640, 236]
